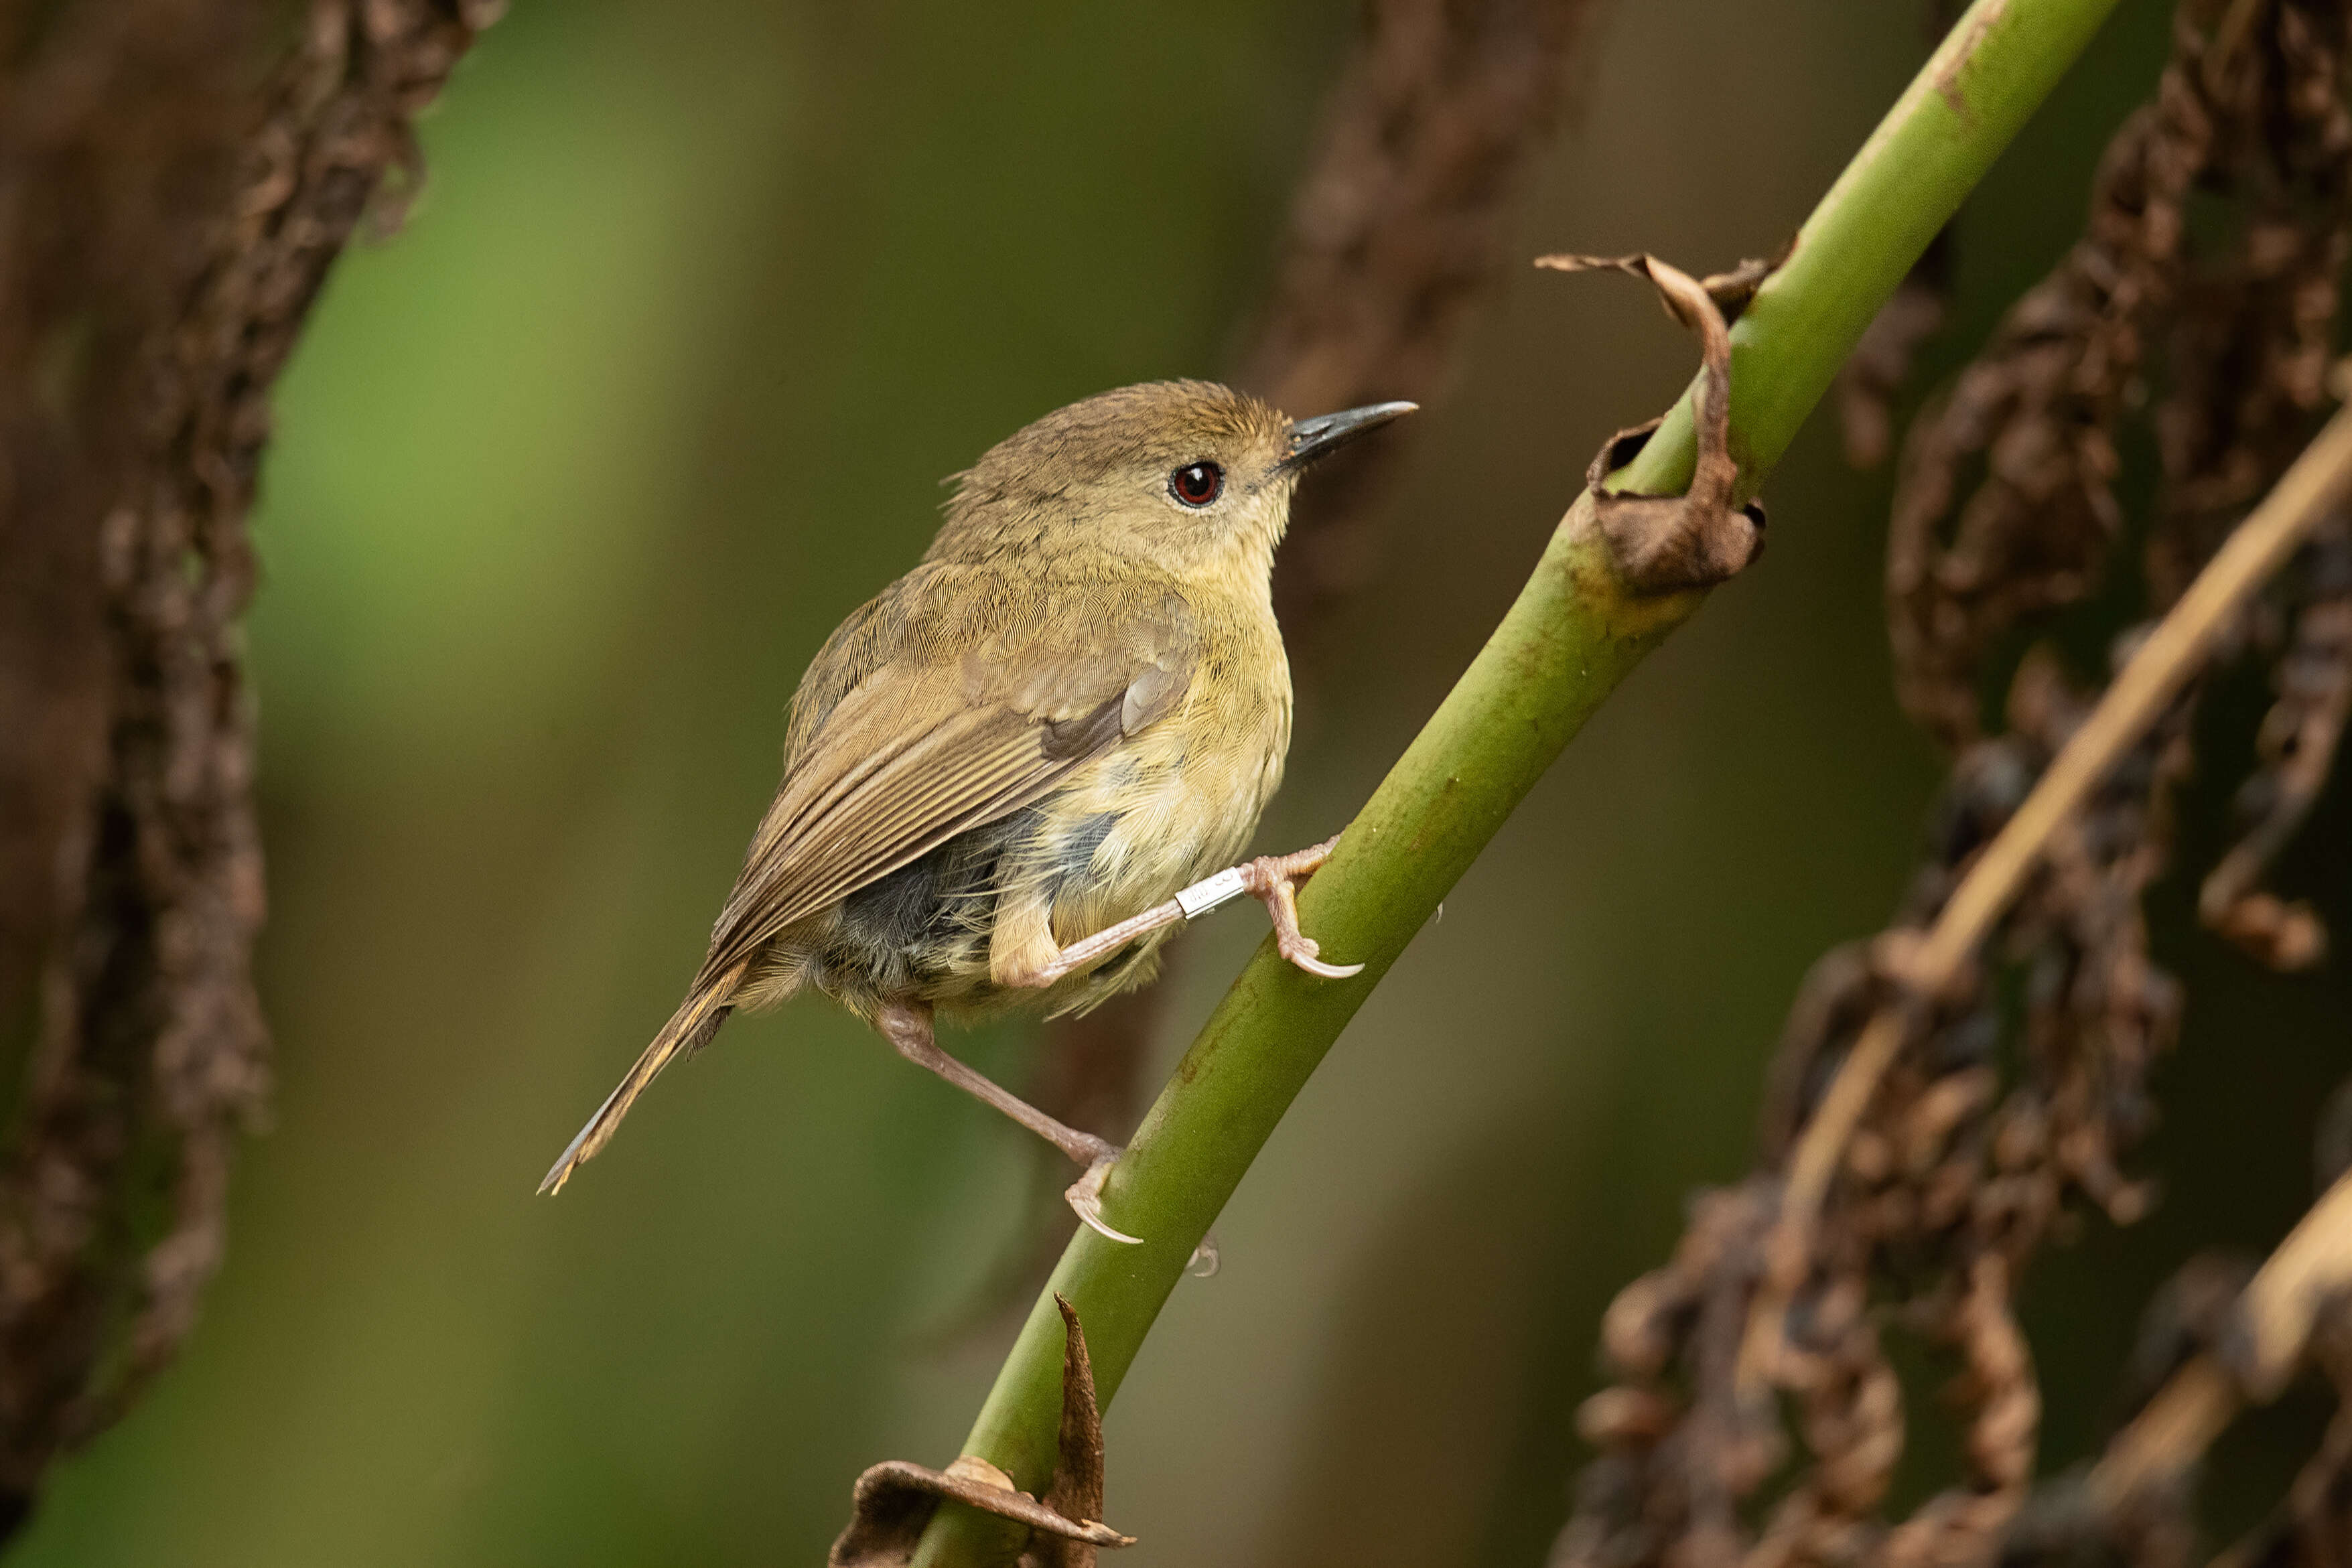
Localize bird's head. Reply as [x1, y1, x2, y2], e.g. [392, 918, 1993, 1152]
[934, 380, 1415, 585]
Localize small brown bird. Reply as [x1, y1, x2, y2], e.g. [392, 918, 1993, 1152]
[539, 380, 1412, 1240]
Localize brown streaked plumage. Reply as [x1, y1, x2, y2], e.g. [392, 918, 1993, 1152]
[539, 380, 1413, 1239]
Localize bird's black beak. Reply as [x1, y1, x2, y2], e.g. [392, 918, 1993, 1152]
[1281, 400, 1418, 470]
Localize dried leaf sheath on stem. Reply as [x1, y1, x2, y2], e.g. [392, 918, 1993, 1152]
[833, 1298, 1129, 1567]
[1532, 252, 1772, 594]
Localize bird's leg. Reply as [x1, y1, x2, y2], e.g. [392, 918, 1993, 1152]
[1015, 833, 1363, 987]
[876, 1000, 1139, 1245]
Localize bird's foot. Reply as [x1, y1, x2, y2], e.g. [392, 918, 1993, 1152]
[1063, 1135, 1142, 1246]
[1239, 835, 1363, 980]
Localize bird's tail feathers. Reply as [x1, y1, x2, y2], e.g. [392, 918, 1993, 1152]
[538, 970, 743, 1196]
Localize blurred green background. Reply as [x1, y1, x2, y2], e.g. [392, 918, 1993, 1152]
[14, 1, 2352, 1563]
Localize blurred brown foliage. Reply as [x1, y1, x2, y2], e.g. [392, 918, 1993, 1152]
[1555, 3, 2352, 1568]
[0, 0, 486, 1530]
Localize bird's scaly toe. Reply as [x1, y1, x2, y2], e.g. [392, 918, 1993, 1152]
[1249, 851, 1365, 980]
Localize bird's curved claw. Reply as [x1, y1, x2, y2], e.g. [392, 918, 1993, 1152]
[1066, 1151, 1143, 1245]
[1277, 931, 1365, 980]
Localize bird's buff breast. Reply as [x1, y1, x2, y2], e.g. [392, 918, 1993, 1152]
[961, 679, 1288, 1019]
[825, 701, 1281, 1022]
[1049, 717, 1278, 936]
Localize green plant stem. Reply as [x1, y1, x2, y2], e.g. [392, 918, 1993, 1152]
[914, 1, 2123, 1560]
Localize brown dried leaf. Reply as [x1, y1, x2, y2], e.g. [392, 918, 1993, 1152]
[1697, 237, 1797, 322]
[831, 1297, 1133, 1568]
[1022, 1295, 1120, 1568]
[829, 1457, 1125, 1568]
[1535, 251, 1770, 594]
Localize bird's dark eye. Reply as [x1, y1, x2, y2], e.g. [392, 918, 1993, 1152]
[1169, 461, 1223, 508]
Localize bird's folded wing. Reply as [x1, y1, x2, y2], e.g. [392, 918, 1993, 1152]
[695, 619, 1194, 984]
